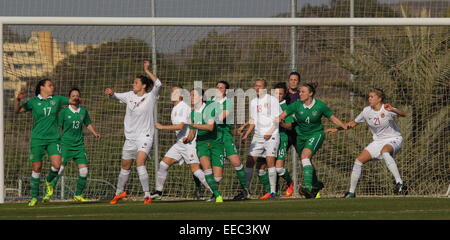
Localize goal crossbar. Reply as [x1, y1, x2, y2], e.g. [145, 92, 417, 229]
[0, 17, 449, 26]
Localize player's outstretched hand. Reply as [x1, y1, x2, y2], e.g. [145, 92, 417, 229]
[17, 92, 25, 100]
[325, 128, 338, 134]
[144, 60, 151, 72]
[384, 104, 394, 112]
[93, 132, 101, 139]
[155, 122, 163, 130]
[104, 88, 113, 96]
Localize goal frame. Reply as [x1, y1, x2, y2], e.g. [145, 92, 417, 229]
[1, 17, 449, 203]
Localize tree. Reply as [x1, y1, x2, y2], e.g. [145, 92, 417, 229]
[185, 30, 241, 84]
[244, 34, 288, 82]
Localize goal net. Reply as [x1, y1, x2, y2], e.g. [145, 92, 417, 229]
[2, 18, 449, 200]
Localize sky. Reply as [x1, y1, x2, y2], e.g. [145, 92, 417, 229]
[0, 0, 442, 53]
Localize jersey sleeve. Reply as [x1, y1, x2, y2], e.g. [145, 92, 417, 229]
[354, 109, 366, 123]
[58, 96, 69, 106]
[322, 102, 334, 118]
[149, 79, 162, 99]
[285, 101, 298, 116]
[83, 109, 92, 126]
[21, 99, 33, 112]
[57, 108, 65, 127]
[112, 92, 129, 104]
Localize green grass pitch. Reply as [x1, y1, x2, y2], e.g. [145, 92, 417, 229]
[1, 197, 449, 220]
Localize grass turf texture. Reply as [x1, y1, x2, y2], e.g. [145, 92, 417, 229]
[0, 198, 448, 220]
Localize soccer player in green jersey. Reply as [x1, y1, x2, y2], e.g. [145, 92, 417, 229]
[14, 79, 80, 207]
[279, 82, 347, 198]
[207, 81, 250, 201]
[183, 88, 224, 203]
[273, 82, 295, 197]
[52, 88, 100, 202]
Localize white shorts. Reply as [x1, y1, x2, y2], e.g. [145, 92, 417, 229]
[164, 141, 200, 165]
[248, 134, 279, 158]
[122, 136, 153, 160]
[365, 137, 403, 160]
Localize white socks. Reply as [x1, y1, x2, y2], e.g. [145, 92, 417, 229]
[349, 160, 362, 193]
[116, 168, 130, 195]
[137, 166, 150, 196]
[155, 161, 169, 192]
[268, 167, 277, 194]
[382, 152, 403, 184]
[193, 169, 212, 192]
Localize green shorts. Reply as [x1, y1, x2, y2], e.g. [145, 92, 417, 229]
[29, 140, 61, 162]
[277, 134, 289, 161]
[296, 132, 325, 155]
[61, 146, 88, 165]
[222, 131, 238, 158]
[197, 140, 225, 168]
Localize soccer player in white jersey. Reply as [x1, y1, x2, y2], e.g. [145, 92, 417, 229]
[240, 78, 282, 199]
[104, 61, 161, 204]
[150, 86, 212, 200]
[326, 88, 408, 198]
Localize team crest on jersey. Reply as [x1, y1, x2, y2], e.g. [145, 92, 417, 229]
[37, 102, 41, 106]
[50, 100, 56, 105]
[68, 116, 72, 119]
[381, 113, 385, 118]
[264, 102, 269, 108]
[312, 111, 318, 116]
[80, 115, 84, 121]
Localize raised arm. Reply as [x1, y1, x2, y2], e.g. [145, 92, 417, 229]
[143, 60, 158, 83]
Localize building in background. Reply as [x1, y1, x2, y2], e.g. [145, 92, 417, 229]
[3, 31, 97, 100]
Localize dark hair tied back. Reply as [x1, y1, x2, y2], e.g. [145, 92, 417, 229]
[35, 78, 51, 96]
[137, 75, 153, 92]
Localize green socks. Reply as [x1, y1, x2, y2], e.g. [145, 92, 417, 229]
[46, 169, 59, 183]
[205, 173, 221, 197]
[75, 176, 87, 196]
[280, 168, 293, 185]
[235, 166, 249, 189]
[258, 171, 271, 193]
[303, 165, 314, 191]
[30, 177, 40, 198]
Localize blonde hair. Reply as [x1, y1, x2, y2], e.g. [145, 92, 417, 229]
[370, 88, 386, 102]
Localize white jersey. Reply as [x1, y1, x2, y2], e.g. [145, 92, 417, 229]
[112, 79, 162, 140]
[249, 93, 281, 137]
[171, 100, 191, 142]
[355, 105, 402, 141]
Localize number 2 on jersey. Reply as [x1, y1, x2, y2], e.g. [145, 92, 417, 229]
[374, 117, 380, 126]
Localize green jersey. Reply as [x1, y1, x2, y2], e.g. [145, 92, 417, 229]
[285, 98, 334, 136]
[189, 102, 220, 142]
[58, 106, 92, 149]
[279, 100, 295, 135]
[22, 95, 69, 143]
[207, 96, 234, 135]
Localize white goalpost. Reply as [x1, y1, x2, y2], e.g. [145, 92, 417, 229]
[1, 17, 449, 203]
